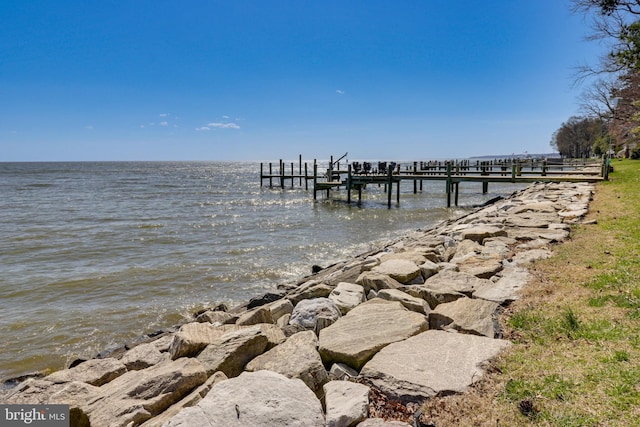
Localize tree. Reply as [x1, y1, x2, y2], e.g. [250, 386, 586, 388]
[551, 116, 607, 158]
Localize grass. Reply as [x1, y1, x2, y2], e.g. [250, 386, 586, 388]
[420, 159, 640, 426]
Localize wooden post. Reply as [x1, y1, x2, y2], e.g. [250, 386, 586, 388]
[304, 162, 308, 190]
[511, 164, 516, 182]
[280, 159, 284, 189]
[269, 162, 273, 188]
[387, 166, 393, 208]
[454, 182, 459, 206]
[347, 164, 352, 204]
[290, 162, 294, 188]
[446, 163, 452, 208]
[482, 181, 488, 193]
[313, 163, 318, 200]
[542, 160, 547, 176]
[260, 163, 263, 187]
[299, 154, 302, 186]
[413, 161, 418, 194]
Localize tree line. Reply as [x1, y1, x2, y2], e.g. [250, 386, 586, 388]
[551, 1, 640, 159]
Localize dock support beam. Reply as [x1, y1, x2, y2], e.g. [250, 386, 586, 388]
[387, 167, 393, 208]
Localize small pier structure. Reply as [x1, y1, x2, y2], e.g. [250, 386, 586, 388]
[260, 156, 606, 208]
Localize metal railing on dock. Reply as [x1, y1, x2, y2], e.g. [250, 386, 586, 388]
[260, 157, 606, 208]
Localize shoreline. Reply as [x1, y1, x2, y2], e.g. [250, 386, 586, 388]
[1, 180, 595, 426]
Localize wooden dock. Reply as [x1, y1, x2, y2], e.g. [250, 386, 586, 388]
[260, 157, 606, 208]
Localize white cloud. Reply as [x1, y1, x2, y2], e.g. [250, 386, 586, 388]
[222, 115, 230, 119]
[195, 126, 210, 131]
[336, 89, 345, 95]
[159, 113, 169, 117]
[140, 125, 145, 128]
[208, 122, 240, 129]
[159, 121, 169, 126]
[85, 125, 94, 130]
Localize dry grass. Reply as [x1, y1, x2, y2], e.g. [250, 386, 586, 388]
[419, 160, 640, 427]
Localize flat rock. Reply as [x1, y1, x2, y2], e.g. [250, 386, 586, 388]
[511, 248, 552, 265]
[169, 322, 226, 359]
[356, 271, 404, 293]
[379, 251, 427, 265]
[419, 260, 440, 279]
[473, 266, 530, 304]
[505, 227, 569, 242]
[324, 380, 370, 427]
[357, 420, 412, 426]
[87, 357, 208, 427]
[359, 330, 510, 402]
[45, 358, 126, 386]
[458, 225, 507, 243]
[403, 284, 465, 309]
[197, 325, 271, 377]
[371, 259, 422, 284]
[287, 281, 334, 305]
[269, 298, 294, 322]
[329, 282, 366, 314]
[245, 330, 329, 394]
[318, 299, 429, 370]
[429, 297, 499, 337]
[120, 342, 165, 370]
[377, 288, 430, 315]
[235, 305, 274, 326]
[195, 310, 237, 324]
[423, 269, 491, 296]
[289, 297, 342, 332]
[455, 254, 504, 279]
[164, 370, 325, 427]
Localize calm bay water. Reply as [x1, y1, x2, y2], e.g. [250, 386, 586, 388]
[0, 161, 526, 380]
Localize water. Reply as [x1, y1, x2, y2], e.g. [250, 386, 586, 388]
[0, 161, 526, 380]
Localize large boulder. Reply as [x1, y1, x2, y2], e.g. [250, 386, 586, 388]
[287, 281, 334, 305]
[289, 297, 342, 332]
[423, 269, 491, 296]
[45, 358, 126, 386]
[473, 266, 530, 304]
[428, 297, 500, 337]
[355, 271, 404, 293]
[329, 282, 366, 314]
[120, 342, 165, 371]
[164, 370, 325, 427]
[359, 330, 510, 402]
[455, 254, 504, 279]
[324, 380, 370, 427]
[169, 322, 227, 359]
[87, 357, 208, 427]
[245, 331, 328, 394]
[377, 289, 430, 315]
[197, 325, 272, 377]
[458, 225, 507, 243]
[235, 305, 273, 326]
[318, 299, 429, 370]
[372, 259, 422, 284]
[404, 284, 465, 310]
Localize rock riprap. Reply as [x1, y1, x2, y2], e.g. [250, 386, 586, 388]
[1, 181, 595, 426]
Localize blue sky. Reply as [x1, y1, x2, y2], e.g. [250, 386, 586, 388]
[1, 1, 605, 161]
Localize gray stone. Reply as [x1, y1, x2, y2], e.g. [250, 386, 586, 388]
[404, 284, 465, 309]
[511, 248, 552, 265]
[429, 297, 499, 337]
[269, 298, 294, 322]
[329, 363, 359, 381]
[87, 357, 208, 427]
[236, 305, 274, 326]
[164, 370, 325, 427]
[139, 371, 228, 427]
[455, 254, 504, 279]
[419, 260, 440, 279]
[423, 269, 491, 296]
[324, 380, 370, 427]
[287, 281, 334, 305]
[459, 225, 507, 243]
[473, 266, 530, 304]
[359, 330, 510, 402]
[289, 297, 342, 332]
[371, 259, 422, 284]
[356, 271, 404, 293]
[196, 310, 237, 324]
[329, 282, 366, 314]
[245, 330, 329, 394]
[169, 322, 226, 359]
[120, 342, 165, 371]
[45, 358, 126, 386]
[197, 325, 271, 377]
[379, 251, 427, 265]
[318, 299, 429, 370]
[377, 288, 431, 315]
